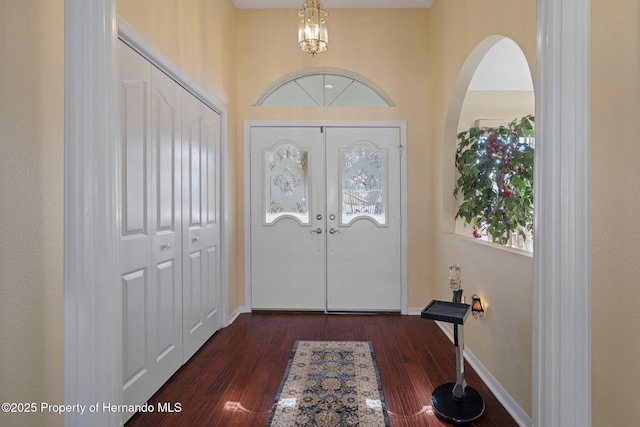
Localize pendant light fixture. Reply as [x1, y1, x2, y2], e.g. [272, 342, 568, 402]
[298, 0, 328, 55]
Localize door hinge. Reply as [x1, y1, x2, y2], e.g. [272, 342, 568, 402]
[320, 126, 324, 134]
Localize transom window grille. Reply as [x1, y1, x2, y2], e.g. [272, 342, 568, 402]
[255, 69, 393, 107]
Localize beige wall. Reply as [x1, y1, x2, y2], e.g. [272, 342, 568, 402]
[458, 90, 535, 132]
[235, 3, 536, 415]
[0, 1, 64, 426]
[118, 0, 241, 311]
[426, 0, 536, 415]
[236, 8, 433, 307]
[591, 0, 640, 425]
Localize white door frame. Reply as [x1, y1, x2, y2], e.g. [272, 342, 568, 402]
[64, 1, 590, 426]
[533, 1, 591, 426]
[244, 121, 408, 315]
[64, 2, 121, 426]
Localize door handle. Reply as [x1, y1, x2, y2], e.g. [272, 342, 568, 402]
[310, 228, 323, 234]
[329, 228, 341, 234]
[161, 243, 171, 250]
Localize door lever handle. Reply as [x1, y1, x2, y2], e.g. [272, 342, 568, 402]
[310, 228, 323, 234]
[329, 228, 341, 234]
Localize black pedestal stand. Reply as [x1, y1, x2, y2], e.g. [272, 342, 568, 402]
[421, 300, 485, 425]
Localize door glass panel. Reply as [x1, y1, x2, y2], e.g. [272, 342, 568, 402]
[341, 143, 386, 225]
[265, 144, 309, 224]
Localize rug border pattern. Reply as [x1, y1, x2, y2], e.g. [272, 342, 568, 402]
[266, 340, 390, 427]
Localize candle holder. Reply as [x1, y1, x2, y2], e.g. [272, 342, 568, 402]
[471, 294, 486, 320]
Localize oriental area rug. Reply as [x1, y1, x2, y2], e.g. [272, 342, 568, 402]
[266, 341, 390, 427]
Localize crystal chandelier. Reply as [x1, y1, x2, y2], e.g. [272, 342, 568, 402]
[298, 0, 328, 55]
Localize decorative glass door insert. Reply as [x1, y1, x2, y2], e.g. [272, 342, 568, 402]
[265, 144, 309, 224]
[341, 143, 387, 225]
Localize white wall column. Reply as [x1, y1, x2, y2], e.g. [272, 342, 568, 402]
[533, 0, 591, 426]
[64, 1, 121, 426]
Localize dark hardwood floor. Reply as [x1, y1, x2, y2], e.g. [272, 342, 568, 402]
[125, 313, 519, 427]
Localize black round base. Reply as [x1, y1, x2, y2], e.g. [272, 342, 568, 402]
[431, 383, 485, 426]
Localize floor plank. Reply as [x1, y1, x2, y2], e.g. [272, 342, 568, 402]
[125, 313, 520, 427]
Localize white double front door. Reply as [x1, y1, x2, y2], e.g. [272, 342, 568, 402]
[250, 126, 402, 312]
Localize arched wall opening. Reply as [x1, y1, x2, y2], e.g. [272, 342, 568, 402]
[433, 35, 537, 420]
[442, 36, 535, 239]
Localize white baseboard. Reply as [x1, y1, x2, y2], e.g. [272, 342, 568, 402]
[407, 308, 530, 425]
[226, 306, 246, 326]
[408, 307, 424, 316]
[434, 320, 532, 427]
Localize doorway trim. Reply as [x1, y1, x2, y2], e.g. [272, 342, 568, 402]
[533, 1, 591, 426]
[64, 1, 120, 426]
[243, 121, 408, 314]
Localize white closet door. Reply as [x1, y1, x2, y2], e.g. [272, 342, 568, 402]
[149, 65, 184, 379]
[119, 41, 183, 412]
[181, 90, 222, 362]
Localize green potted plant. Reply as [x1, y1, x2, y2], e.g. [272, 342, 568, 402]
[453, 115, 535, 246]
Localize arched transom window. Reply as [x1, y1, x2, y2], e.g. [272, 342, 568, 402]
[254, 68, 393, 107]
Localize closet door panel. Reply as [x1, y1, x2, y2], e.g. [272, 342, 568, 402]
[122, 269, 148, 390]
[119, 40, 155, 412]
[182, 94, 205, 351]
[156, 259, 178, 357]
[156, 86, 178, 232]
[185, 250, 203, 333]
[149, 65, 183, 388]
[121, 80, 147, 236]
[205, 245, 219, 319]
[182, 92, 222, 362]
[203, 109, 221, 322]
[119, 41, 183, 419]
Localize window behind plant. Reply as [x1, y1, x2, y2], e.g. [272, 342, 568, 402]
[454, 115, 534, 251]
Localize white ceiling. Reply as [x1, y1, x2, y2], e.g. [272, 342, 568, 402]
[232, 0, 433, 9]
